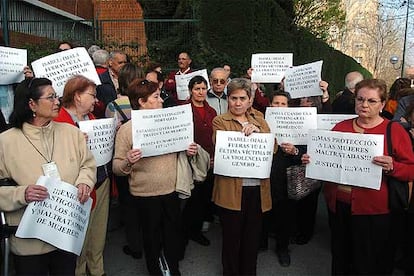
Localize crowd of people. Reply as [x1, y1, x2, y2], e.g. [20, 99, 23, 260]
[1, 43, 414, 276]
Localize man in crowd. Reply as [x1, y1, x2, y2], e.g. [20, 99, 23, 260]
[206, 67, 229, 115]
[95, 50, 127, 118]
[92, 49, 110, 75]
[165, 52, 193, 105]
[332, 71, 364, 114]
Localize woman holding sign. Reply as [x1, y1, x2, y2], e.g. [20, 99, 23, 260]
[302, 79, 414, 275]
[0, 77, 96, 275]
[54, 75, 110, 276]
[212, 78, 275, 275]
[112, 79, 198, 275]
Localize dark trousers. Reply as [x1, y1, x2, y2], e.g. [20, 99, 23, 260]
[182, 169, 214, 239]
[273, 198, 295, 251]
[328, 201, 392, 275]
[13, 249, 76, 276]
[135, 192, 182, 275]
[219, 186, 262, 276]
[294, 187, 320, 241]
[116, 175, 143, 253]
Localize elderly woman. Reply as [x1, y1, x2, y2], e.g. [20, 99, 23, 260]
[182, 76, 217, 247]
[212, 78, 274, 275]
[54, 75, 109, 276]
[112, 78, 198, 275]
[0, 77, 96, 275]
[303, 79, 414, 275]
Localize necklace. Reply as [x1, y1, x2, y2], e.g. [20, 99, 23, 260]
[21, 128, 55, 163]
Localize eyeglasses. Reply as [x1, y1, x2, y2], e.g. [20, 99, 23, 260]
[85, 92, 97, 99]
[212, 79, 226, 85]
[38, 93, 59, 102]
[355, 97, 382, 105]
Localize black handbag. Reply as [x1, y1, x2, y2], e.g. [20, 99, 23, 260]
[386, 121, 410, 212]
[286, 164, 321, 200]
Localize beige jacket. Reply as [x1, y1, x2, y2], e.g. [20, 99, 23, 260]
[176, 145, 210, 199]
[0, 122, 96, 256]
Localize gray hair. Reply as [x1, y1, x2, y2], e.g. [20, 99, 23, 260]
[345, 71, 364, 90]
[227, 78, 252, 98]
[87, 45, 101, 57]
[92, 49, 109, 67]
[210, 67, 228, 79]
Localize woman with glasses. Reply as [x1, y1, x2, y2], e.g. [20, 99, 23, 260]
[302, 79, 414, 275]
[54, 75, 109, 276]
[0, 77, 96, 275]
[112, 78, 198, 275]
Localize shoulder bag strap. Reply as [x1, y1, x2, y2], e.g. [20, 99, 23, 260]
[386, 121, 393, 157]
[112, 101, 129, 122]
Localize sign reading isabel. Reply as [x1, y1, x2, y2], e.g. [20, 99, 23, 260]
[31, 47, 101, 96]
[16, 176, 92, 255]
[132, 104, 194, 157]
[317, 114, 358, 130]
[175, 69, 210, 100]
[251, 53, 293, 83]
[214, 131, 275, 178]
[78, 118, 117, 166]
[284, 60, 323, 99]
[265, 107, 317, 145]
[0, 46, 27, 85]
[306, 129, 384, 190]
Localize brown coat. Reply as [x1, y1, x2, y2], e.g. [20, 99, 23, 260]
[212, 109, 276, 212]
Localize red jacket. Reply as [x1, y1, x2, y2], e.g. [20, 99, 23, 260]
[188, 101, 217, 157]
[324, 118, 414, 215]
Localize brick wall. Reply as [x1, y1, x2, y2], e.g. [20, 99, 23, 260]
[93, 0, 147, 59]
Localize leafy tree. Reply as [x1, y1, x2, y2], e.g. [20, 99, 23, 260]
[293, 0, 346, 42]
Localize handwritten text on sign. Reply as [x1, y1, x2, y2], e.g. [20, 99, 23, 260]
[284, 60, 323, 99]
[305, 129, 384, 190]
[251, 53, 293, 83]
[265, 107, 317, 145]
[16, 176, 92, 255]
[132, 104, 194, 157]
[214, 131, 274, 178]
[79, 118, 117, 166]
[31, 47, 101, 96]
[175, 69, 210, 100]
[0, 46, 27, 85]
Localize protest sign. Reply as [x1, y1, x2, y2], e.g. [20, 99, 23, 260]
[132, 104, 194, 157]
[214, 131, 274, 178]
[251, 53, 293, 83]
[306, 129, 384, 190]
[31, 47, 101, 96]
[265, 107, 317, 145]
[78, 118, 117, 166]
[0, 85, 14, 123]
[317, 114, 358, 130]
[0, 46, 27, 85]
[284, 60, 323, 99]
[174, 69, 210, 100]
[16, 176, 92, 255]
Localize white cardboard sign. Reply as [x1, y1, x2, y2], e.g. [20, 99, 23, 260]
[0, 46, 27, 85]
[251, 53, 293, 83]
[265, 107, 317, 145]
[31, 47, 101, 96]
[132, 104, 194, 157]
[16, 176, 92, 255]
[284, 60, 323, 99]
[214, 131, 274, 178]
[306, 129, 384, 190]
[78, 118, 117, 166]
